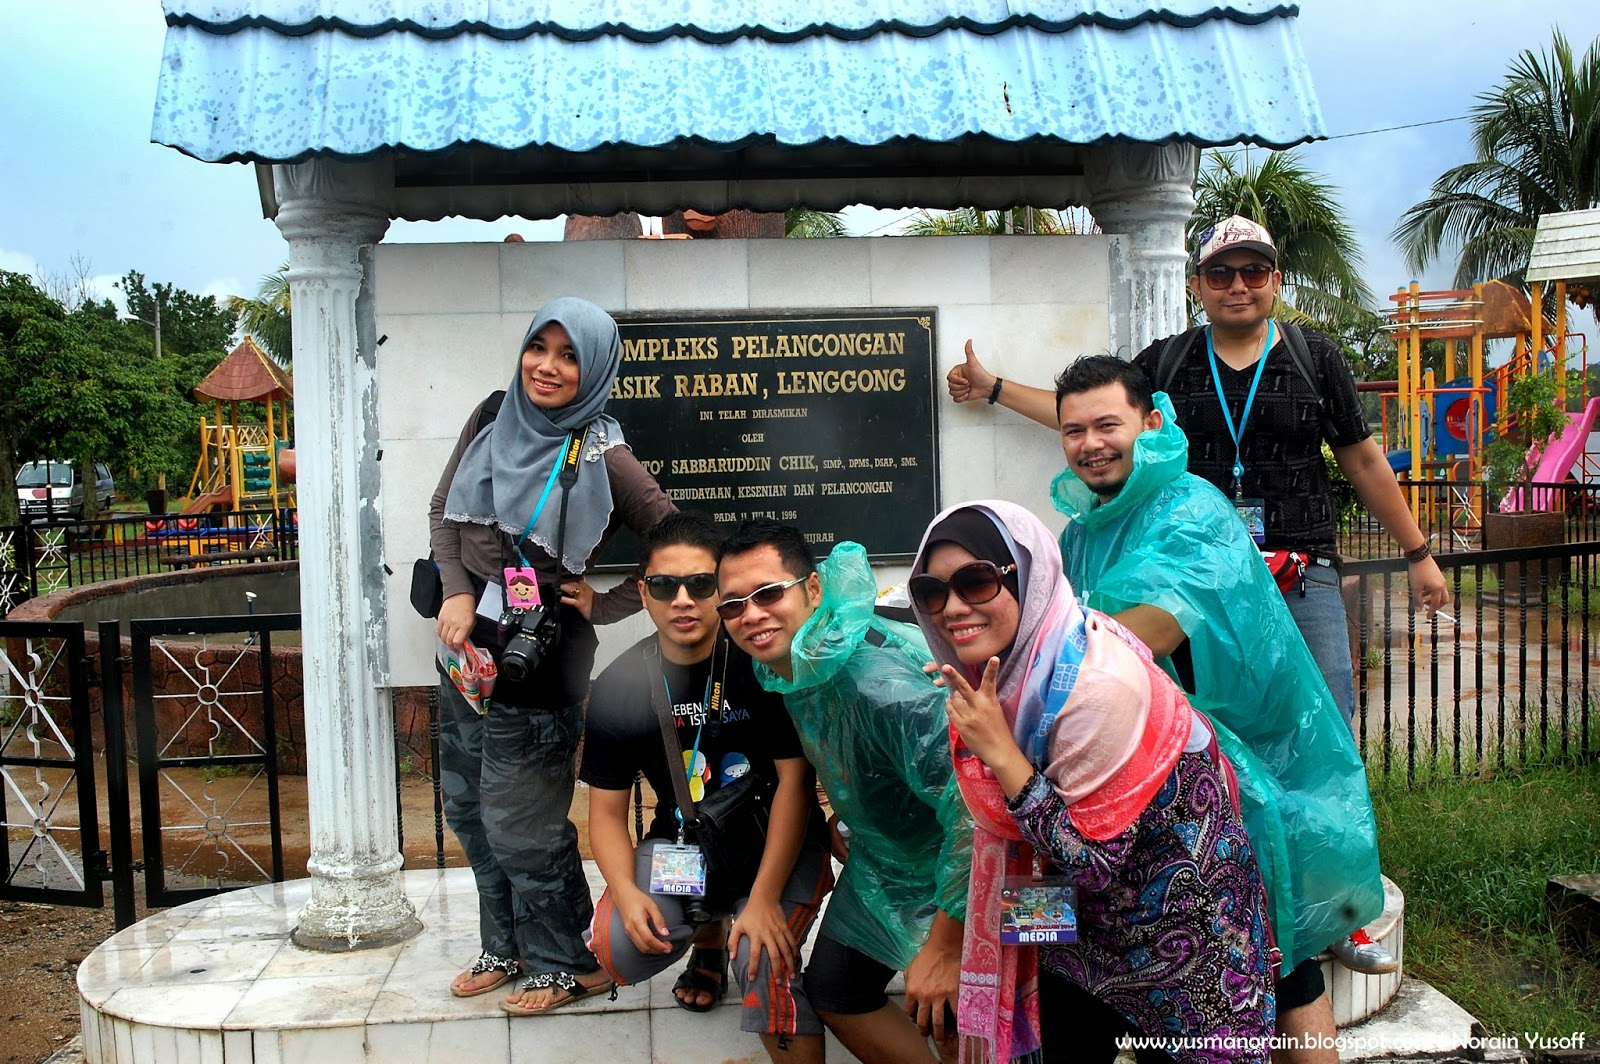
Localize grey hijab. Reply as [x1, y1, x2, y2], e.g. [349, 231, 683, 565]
[443, 297, 626, 574]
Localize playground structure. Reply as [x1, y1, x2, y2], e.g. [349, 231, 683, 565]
[1379, 278, 1591, 543]
[138, 337, 298, 566]
[184, 335, 296, 515]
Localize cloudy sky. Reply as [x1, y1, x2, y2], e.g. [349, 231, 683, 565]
[2, 3, 1597, 321]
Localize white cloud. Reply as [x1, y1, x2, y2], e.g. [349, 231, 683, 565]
[199, 277, 248, 304]
[0, 249, 40, 276]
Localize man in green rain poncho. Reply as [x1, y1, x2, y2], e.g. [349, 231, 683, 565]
[1049, 356, 1384, 1060]
[716, 519, 972, 1064]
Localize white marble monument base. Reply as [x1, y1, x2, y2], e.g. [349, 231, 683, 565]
[76, 868, 1408, 1064]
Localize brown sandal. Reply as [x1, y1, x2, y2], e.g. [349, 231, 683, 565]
[450, 952, 521, 998]
[498, 972, 616, 1015]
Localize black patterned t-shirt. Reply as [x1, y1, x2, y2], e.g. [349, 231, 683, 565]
[1131, 325, 1369, 550]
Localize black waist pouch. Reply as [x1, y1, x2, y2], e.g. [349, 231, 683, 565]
[410, 555, 444, 619]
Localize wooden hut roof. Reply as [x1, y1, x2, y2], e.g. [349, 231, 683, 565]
[194, 336, 294, 402]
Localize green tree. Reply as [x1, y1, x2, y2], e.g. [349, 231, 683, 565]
[72, 302, 216, 499]
[899, 207, 1093, 236]
[1392, 30, 1600, 320]
[0, 271, 232, 522]
[784, 210, 847, 239]
[115, 269, 239, 358]
[1192, 149, 1375, 331]
[227, 264, 293, 363]
[0, 272, 89, 523]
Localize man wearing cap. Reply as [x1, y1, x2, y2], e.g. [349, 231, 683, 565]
[949, 217, 1446, 716]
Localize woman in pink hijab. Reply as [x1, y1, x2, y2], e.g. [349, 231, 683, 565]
[910, 501, 1275, 1064]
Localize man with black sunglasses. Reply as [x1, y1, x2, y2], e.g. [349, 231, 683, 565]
[579, 512, 832, 1063]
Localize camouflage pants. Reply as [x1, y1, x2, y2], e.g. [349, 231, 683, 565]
[437, 679, 598, 975]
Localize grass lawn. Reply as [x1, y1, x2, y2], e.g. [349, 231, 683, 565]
[1371, 759, 1600, 1048]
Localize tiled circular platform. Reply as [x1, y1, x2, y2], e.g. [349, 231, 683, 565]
[76, 868, 1406, 1063]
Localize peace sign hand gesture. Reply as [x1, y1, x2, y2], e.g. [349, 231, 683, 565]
[942, 660, 1034, 797]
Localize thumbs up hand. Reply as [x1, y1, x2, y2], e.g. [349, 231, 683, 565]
[946, 339, 997, 404]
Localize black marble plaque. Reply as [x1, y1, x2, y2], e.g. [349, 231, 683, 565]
[598, 308, 940, 567]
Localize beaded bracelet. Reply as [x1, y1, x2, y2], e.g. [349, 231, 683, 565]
[1403, 542, 1432, 563]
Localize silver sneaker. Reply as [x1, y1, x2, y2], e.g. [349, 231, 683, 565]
[1330, 930, 1398, 974]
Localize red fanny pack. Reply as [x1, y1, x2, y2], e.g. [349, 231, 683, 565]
[1260, 550, 1308, 596]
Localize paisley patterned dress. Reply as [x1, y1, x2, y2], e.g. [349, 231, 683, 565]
[1009, 747, 1277, 1064]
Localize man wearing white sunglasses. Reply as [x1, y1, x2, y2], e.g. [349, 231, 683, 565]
[718, 519, 972, 1064]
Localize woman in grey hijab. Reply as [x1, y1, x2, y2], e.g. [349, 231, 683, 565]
[429, 296, 674, 1014]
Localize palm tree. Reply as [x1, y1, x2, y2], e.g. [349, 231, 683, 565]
[784, 209, 848, 238]
[1392, 30, 1600, 319]
[227, 265, 292, 364]
[1192, 149, 1374, 329]
[898, 207, 1095, 236]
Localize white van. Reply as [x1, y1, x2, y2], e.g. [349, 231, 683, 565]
[15, 460, 116, 520]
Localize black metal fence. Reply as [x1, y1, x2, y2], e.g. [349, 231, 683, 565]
[1338, 479, 1600, 559]
[1348, 541, 1599, 786]
[4, 536, 1597, 929]
[1, 611, 444, 928]
[0, 508, 298, 614]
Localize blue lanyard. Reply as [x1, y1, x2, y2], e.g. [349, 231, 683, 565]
[667, 672, 715, 837]
[1205, 321, 1276, 494]
[514, 433, 572, 565]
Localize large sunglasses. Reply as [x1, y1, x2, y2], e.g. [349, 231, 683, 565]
[715, 577, 806, 621]
[908, 561, 1018, 615]
[643, 572, 719, 602]
[1201, 262, 1275, 291]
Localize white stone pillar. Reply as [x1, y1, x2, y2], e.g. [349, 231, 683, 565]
[272, 158, 420, 950]
[1085, 143, 1200, 357]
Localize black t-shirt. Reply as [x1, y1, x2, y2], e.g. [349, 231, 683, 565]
[1132, 325, 1370, 550]
[581, 636, 824, 845]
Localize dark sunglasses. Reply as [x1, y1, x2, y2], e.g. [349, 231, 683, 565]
[1201, 262, 1275, 291]
[908, 561, 1017, 615]
[715, 577, 806, 621]
[643, 572, 719, 602]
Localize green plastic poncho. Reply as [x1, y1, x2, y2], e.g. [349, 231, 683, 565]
[754, 542, 973, 971]
[1052, 393, 1383, 969]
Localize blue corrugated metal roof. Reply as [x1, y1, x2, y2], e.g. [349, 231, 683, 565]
[154, 1, 1322, 165]
[165, 1, 1301, 40]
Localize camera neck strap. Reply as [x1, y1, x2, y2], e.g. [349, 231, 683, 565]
[646, 634, 730, 840]
[514, 426, 589, 571]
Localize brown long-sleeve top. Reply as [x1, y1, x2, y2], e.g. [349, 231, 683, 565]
[428, 396, 675, 706]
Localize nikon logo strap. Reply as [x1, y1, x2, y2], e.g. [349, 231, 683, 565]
[560, 431, 584, 486]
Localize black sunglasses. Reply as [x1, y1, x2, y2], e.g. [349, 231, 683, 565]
[715, 577, 806, 621]
[1201, 262, 1275, 291]
[908, 561, 1017, 615]
[643, 572, 719, 602]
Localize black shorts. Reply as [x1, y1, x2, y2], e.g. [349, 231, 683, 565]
[803, 933, 956, 1031]
[1276, 956, 1327, 1012]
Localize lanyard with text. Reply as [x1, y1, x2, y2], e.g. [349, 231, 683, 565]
[665, 671, 717, 843]
[1206, 320, 1277, 498]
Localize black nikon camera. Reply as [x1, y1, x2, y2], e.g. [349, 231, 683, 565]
[496, 601, 560, 683]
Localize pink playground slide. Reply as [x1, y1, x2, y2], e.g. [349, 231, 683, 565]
[1501, 396, 1600, 512]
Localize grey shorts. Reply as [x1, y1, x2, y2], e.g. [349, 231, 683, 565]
[585, 838, 833, 1037]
